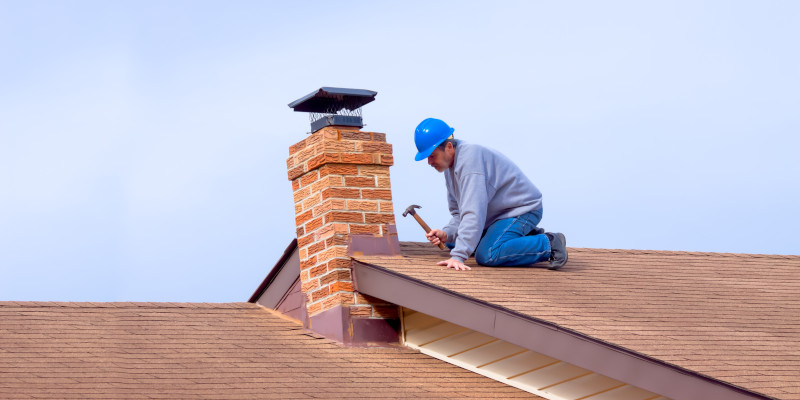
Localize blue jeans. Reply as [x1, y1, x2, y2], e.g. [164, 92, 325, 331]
[474, 209, 551, 267]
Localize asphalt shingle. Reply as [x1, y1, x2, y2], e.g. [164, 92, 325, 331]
[0, 302, 539, 399]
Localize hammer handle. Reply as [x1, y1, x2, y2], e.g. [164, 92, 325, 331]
[413, 214, 447, 250]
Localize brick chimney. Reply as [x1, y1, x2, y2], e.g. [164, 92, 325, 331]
[286, 125, 401, 345]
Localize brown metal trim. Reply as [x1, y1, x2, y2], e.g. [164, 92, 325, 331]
[352, 260, 774, 400]
[346, 225, 402, 257]
[308, 304, 400, 347]
[248, 239, 298, 303]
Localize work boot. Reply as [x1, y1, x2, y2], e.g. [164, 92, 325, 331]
[545, 232, 568, 270]
[526, 227, 545, 236]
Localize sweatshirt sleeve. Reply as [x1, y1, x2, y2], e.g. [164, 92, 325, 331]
[442, 188, 460, 243]
[449, 172, 489, 262]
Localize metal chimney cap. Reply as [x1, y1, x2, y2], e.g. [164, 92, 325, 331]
[288, 87, 377, 114]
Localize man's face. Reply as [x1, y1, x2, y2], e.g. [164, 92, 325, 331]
[427, 142, 454, 172]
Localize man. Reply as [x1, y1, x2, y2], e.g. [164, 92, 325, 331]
[414, 117, 567, 271]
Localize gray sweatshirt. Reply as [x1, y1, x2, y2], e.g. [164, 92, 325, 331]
[442, 140, 542, 262]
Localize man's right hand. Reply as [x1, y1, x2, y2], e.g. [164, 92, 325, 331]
[426, 229, 447, 246]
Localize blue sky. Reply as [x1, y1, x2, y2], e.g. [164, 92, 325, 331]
[1, 1, 798, 302]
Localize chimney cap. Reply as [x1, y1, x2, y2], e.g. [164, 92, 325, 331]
[288, 87, 377, 113]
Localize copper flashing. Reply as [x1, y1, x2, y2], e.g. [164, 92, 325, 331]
[352, 260, 773, 400]
[346, 225, 402, 257]
[308, 304, 400, 347]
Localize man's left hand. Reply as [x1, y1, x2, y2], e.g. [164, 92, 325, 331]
[437, 258, 471, 271]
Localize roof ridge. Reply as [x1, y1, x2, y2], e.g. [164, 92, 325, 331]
[397, 241, 800, 259]
[566, 247, 800, 259]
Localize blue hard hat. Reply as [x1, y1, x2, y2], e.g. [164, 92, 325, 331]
[414, 118, 455, 161]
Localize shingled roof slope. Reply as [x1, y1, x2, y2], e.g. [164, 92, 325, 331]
[0, 302, 539, 399]
[355, 242, 800, 400]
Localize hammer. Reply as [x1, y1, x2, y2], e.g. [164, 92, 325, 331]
[402, 204, 447, 250]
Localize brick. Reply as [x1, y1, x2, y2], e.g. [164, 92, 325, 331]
[324, 211, 364, 224]
[310, 286, 330, 302]
[313, 198, 346, 216]
[317, 223, 348, 240]
[358, 165, 390, 176]
[357, 142, 393, 153]
[346, 200, 379, 212]
[350, 306, 373, 317]
[292, 179, 300, 191]
[379, 201, 393, 213]
[288, 138, 308, 155]
[361, 189, 392, 200]
[307, 301, 322, 315]
[305, 131, 324, 147]
[311, 175, 344, 193]
[349, 224, 381, 235]
[294, 203, 303, 214]
[319, 164, 359, 177]
[300, 256, 317, 271]
[300, 269, 310, 281]
[309, 263, 327, 278]
[377, 176, 391, 188]
[365, 213, 395, 224]
[302, 193, 322, 211]
[307, 152, 341, 170]
[371, 132, 386, 142]
[301, 279, 320, 293]
[380, 154, 394, 166]
[322, 292, 355, 310]
[344, 176, 376, 187]
[320, 269, 352, 286]
[321, 187, 360, 201]
[330, 281, 354, 294]
[327, 258, 351, 269]
[323, 141, 356, 152]
[325, 235, 348, 247]
[299, 170, 320, 187]
[287, 165, 305, 180]
[317, 126, 344, 138]
[339, 131, 372, 141]
[297, 233, 316, 248]
[294, 209, 314, 226]
[296, 226, 305, 236]
[305, 216, 323, 233]
[340, 153, 374, 165]
[298, 247, 308, 260]
[294, 145, 320, 165]
[307, 240, 326, 256]
[318, 246, 347, 261]
[292, 187, 311, 203]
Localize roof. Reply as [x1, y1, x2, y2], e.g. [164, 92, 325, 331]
[0, 301, 538, 399]
[353, 242, 800, 400]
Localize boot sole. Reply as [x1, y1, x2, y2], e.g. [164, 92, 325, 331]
[548, 232, 567, 270]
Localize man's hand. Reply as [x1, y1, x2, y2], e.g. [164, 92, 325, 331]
[425, 229, 447, 246]
[437, 258, 471, 271]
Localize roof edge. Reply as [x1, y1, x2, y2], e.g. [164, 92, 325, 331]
[248, 239, 298, 303]
[352, 260, 774, 400]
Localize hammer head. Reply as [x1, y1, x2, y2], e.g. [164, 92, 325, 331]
[402, 204, 421, 217]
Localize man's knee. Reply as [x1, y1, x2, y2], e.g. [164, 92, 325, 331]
[475, 249, 501, 266]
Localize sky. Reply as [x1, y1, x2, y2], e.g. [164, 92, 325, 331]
[1, 0, 798, 303]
